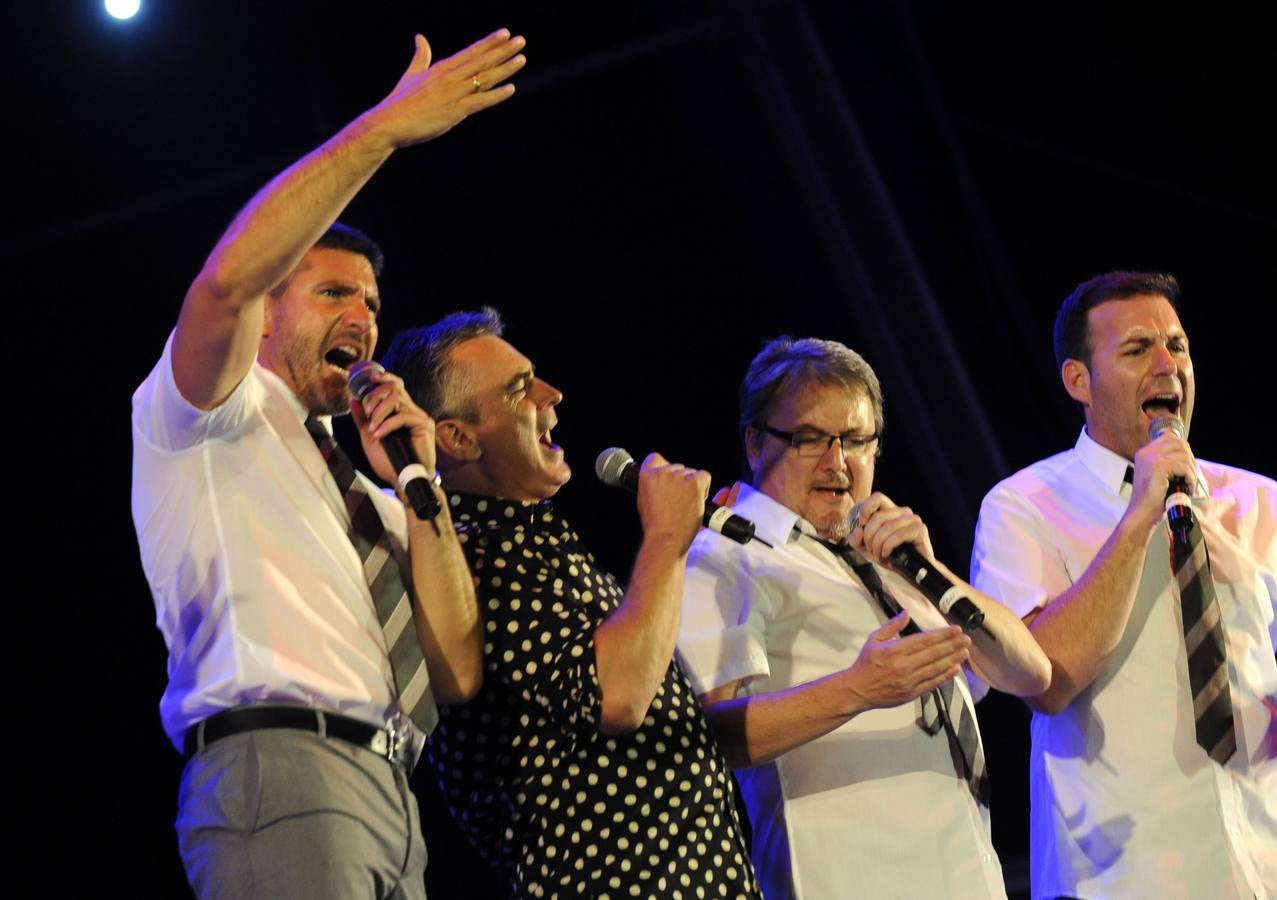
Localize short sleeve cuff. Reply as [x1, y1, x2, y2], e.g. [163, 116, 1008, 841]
[676, 628, 771, 697]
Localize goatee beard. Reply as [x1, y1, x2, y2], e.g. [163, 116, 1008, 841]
[817, 517, 851, 543]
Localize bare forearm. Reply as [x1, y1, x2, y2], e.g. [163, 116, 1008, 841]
[1025, 512, 1156, 713]
[703, 673, 864, 768]
[408, 496, 483, 704]
[173, 112, 395, 408]
[927, 559, 1051, 696]
[198, 112, 393, 302]
[593, 535, 688, 733]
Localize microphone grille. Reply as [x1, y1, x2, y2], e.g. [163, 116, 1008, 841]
[595, 447, 634, 486]
[347, 360, 385, 400]
[1147, 414, 1185, 442]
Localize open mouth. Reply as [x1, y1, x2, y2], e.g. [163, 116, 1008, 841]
[813, 485, 851, 498]
[1141, 393, 1181, 418]
[324, 344, 361, 373]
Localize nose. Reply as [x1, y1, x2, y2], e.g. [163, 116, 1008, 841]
[342, 298, 375, 336]
[1150, 343, 1178, 373]
[532, 377, 563, 408]
[817, 436, 849, 469]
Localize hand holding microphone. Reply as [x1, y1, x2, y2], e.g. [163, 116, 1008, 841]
[852, 494, 990, 638]
[595, 447, 758, 546]
[348, 361, 442, 521]
[1146, 414, 1195, 536]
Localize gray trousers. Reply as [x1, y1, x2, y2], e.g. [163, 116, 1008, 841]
[177, 728, 427, 899]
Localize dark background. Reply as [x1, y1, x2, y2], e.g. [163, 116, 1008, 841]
[13, 0, 1273, 895]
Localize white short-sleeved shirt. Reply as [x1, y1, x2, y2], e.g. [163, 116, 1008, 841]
[972, 429, 1276, 900]
[679, 484, 1006, 900]
[131, 332, 424, 754]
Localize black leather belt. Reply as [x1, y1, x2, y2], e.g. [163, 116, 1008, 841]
[184, 706, 414, 770]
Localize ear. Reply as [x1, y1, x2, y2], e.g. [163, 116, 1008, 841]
[436, 419, 482, 463]
[743, 425, 764, 482]
[1061, 358, 1092, 407]
[261, 297, 274, 338]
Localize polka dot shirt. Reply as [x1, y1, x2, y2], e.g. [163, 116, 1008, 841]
[426, 493, 761, 900]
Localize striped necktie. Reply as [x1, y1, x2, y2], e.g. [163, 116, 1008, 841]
[305, 416, 438, 735]
[1171, 512, 1236, 764]
[1121, 465, 1235, 764]
[825, 540, 990, 806]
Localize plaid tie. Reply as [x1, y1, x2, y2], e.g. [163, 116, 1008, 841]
[1171, 514, 1236, 764]
[305, 416, 438, 734]
[828, 541, 991, 806]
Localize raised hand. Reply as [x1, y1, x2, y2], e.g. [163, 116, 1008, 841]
[368, 29, 527, 148]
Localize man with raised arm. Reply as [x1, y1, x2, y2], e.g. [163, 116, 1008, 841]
[972, 272, 1276, 899]
[131, 29, 525, 898]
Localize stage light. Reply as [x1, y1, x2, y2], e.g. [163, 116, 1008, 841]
[105, 0, 141, 21]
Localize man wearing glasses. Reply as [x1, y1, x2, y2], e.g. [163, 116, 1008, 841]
[677, 336, 1049, 899]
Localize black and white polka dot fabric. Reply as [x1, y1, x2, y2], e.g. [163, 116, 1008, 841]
[426, 493, 760, 900]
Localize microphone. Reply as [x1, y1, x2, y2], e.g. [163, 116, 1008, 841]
[348, 361, 441, 521]
[1147, 414, 1194, 535]
[595, 447, 757, 546]
[887, 544, 989, 637]
[852, 501, 990, 637]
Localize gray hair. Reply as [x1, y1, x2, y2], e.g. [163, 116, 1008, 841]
[739, 336, 885, 444]
[382, 307, 505, 421]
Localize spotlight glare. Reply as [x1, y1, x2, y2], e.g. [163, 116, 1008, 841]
[105, 0, 141, 20]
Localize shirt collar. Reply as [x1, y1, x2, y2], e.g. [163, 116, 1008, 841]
[732, 483, 807, 548]
[447, 491, 554, 529]
[1075, 426, 1210, 498]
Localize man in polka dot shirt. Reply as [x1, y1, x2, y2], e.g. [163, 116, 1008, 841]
[384, 309, 762, 899]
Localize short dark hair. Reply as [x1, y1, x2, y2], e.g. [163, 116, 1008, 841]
[315, 222, 385, 276]
[382, 307, 505, 421]
[739, 336, 885, 449]
[269, 222, 385, 299]
[1053, 271, 1181, 371]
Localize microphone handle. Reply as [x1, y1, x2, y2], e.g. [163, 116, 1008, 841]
[618, 462, 754, 545]
[1165, 475, 1195, 535]
[705, 505, 755, 544]
[383, 430, 441, 520]
[888, 545, 988, 637]
[348, 360, 440, 520]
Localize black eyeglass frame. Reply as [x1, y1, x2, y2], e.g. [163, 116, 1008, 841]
[756, 423, 882, 458]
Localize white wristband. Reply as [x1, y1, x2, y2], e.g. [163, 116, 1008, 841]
[397, 463, 440, 492]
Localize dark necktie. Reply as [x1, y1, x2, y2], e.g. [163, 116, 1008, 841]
[1121, 465, 1235, 764]
[1171, 512, 1236, 764]
[822, 539, 990, 806]
[305, 416, 438, 734]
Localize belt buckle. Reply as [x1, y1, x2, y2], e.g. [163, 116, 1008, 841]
[371, 722, 409, 766]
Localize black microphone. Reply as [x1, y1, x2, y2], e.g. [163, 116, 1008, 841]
[348, 361, 441, 521]
[852, 501, 990, 637]
[595, 447, 757, 546]
[1147, 414, 1194, 536]
[886, 543, 989, 638]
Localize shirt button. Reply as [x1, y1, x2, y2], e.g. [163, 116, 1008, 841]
[982, 853, 992, 863]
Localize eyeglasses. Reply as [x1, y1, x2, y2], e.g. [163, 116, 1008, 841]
[757, 424, 880, 458]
